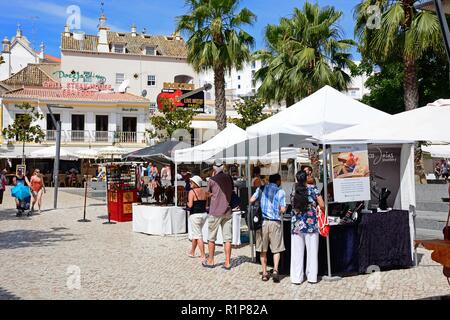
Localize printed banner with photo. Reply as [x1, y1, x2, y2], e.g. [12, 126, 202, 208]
[331, 144, 371, 203]
[368, 145, 401, 209]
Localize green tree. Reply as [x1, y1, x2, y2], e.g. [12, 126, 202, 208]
[147, 99, 195, 140]
[2, 103, 45, 164]
[230, 96, 271, 129]
[255, 2, 356, 106]
[355, 0, 444, 111]
[175, 0, 256, 130]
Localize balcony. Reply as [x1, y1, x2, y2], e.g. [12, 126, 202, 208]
[41, 130, 147, 144]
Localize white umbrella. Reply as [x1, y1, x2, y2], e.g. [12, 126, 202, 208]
[30, 146, 78, 161]
[97, 146, 129, 158]
[73, 148, 100, 159]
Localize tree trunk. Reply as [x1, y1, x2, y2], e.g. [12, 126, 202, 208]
[414, 142, 427, 184]
[403, 55, 419, 111]
[214, 65, 227, 131]
[308, 149, 321, 181]
[286, 96, 295, 108]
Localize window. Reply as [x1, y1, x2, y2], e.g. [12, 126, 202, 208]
[147, 75, 156, 86]
[149, 102, 157, 115]
[238, 84, 241, 89]
[116, 73, 125, 84]
[114, 44, 125, 53]
[237, 75, 241, 80]
[145, 47, 156, 55]
[251, 61, 256, 69]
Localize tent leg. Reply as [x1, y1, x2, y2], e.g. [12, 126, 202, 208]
[246, 156, 254, 262]
[321, 144, 341, 282]
[413, 207, 419, 267]
[174, 161, 178, 207]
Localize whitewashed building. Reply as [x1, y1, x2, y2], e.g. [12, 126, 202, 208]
[0, 26, 60, 81]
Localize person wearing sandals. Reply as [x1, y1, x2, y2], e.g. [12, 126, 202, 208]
[30, 169, 45, 214]
[0, 169, 7, 204]
[203, 160, 234, 270]
[187, 175, 208, 261]
[250, 174, 286, 283]
[290, 170, 325, 285]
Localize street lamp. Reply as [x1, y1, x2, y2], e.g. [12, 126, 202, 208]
[46, 104, 73, 209]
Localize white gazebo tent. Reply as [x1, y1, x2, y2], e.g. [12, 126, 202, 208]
[30, 146, 79, 161]
[422, 144, 450, 158]
[325, 101, 450, 268]
[73, 148, 100, 159]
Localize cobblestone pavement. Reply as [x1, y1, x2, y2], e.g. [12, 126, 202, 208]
[0, 188, 448, 300]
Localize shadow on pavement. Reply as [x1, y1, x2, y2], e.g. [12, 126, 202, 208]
[0, 228, 78, 250]
[0, 287, 21, 300]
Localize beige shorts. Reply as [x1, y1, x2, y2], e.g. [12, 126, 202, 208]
[208, 214, 232, 243]
[189, 213, 207, 240]
[256, 220, 285, 254]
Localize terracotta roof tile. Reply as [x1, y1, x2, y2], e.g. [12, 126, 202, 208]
[0, 64, 58, 87]
[2, 87, 149, 103]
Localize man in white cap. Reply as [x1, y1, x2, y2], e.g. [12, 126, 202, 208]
[203, 160, 234, 270]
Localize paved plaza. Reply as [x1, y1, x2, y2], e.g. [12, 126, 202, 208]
[0, 187, 448, 300]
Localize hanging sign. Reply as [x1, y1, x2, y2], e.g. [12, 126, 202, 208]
[331, 144, 371, 203]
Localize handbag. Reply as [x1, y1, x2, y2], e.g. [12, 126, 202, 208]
[316, 206, 330, 237]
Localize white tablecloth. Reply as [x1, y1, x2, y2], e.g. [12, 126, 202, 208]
[132, 204, 186, 235]
[187, 211, 242, 245]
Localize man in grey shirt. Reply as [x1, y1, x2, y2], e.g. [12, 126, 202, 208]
[203, 160, 233, 270]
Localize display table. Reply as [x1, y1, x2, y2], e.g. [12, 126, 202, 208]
[132, 204, 186, 236]
[187, 211, 242, 246]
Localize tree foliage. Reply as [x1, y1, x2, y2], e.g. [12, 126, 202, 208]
[147, 99, 195, 140]
[254, 2, 355, 106]
[230, 97, 271, 129]
[175, 0, 256, 130]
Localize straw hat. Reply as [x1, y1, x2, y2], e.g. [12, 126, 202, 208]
[189, 175, 203, 187]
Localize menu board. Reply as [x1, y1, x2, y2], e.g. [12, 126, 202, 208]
[107, 165, 137, 191]
[331, 144, 371, 203]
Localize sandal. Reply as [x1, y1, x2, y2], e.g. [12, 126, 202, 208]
[262, 273, 270, 281]
[272, 271, 280, 283]
[202, 261, 216, 268]
[187, 252, 196, 258]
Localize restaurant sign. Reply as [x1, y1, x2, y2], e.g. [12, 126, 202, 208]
[157, 82, 205, 113]
[42, 81, 113, 97]
[53, 70, 107, 83]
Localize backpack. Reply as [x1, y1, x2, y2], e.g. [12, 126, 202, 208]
[248, 185, 265, 231]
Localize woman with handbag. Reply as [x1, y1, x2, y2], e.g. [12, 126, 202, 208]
[187, 175, 208, 262]
[290, 170, 325, 285]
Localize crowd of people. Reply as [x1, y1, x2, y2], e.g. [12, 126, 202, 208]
[434, 159, 449, 180]
[184, 160, 325, 284]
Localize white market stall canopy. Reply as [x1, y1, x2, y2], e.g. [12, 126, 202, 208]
[73, 148, 99, 159]
[97, 146, 129, 158]
[174, 123, 248, 163]
[30, 146, 78, 161]
[422, 144, 450, 158]
[246, 85, 389, 142]
[325, 101, 450, 144]
[219, 147, 306, 164]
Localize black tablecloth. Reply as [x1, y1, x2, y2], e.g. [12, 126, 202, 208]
[358, 209, 413, 273]
[256, 209, 413, 276]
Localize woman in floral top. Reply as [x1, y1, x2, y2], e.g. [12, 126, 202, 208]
[290, 170, 325, 285]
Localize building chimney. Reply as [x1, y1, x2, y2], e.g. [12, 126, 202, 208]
[39, 42, 45, 60]
[2, 36, 11, 53]
[97, 14, 110, 53]
[131, 23, 137, 37]
[173, 31, 182, 41]
[16, 24, 23, 39]
[64, 24, 71, 37]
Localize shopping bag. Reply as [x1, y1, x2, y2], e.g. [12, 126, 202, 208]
[316, 206, 330, 237]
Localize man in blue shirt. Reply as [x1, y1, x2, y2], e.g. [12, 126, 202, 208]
[250, 173, 286, 283]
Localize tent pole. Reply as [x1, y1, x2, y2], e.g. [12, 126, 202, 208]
[278, 147, 282, 172]
[246, 155, 254, 262]
[322, 144, 341, 282]
[174, 161, 178, 206]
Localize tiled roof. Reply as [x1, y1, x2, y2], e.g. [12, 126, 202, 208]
[0, 64, 59, 87]
[2, 87, 150, 103]
[61, 32, 187, 58]
[43, 54, 61, 63]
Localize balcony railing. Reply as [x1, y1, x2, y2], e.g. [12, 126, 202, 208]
[41, 130, 147, 144]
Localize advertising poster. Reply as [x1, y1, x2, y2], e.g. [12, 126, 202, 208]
[331, 144, 371, 203]
[368, 145, 402, 209]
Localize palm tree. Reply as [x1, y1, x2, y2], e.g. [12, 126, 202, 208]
[355, 0, 444, 110]
[176, 0, 256, 130]
[255, 2, 356, 107]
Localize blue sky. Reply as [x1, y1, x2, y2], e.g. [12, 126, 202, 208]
[0, 0, 361, 58]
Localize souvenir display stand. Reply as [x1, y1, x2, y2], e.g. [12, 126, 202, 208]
[106, 162, 139, 222]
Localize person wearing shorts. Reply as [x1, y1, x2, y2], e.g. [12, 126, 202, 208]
[0, 169, 7, 204]
[250, 174, 286, 283]
[187, 175, 208, 262]
[203, 160, 233, 270]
